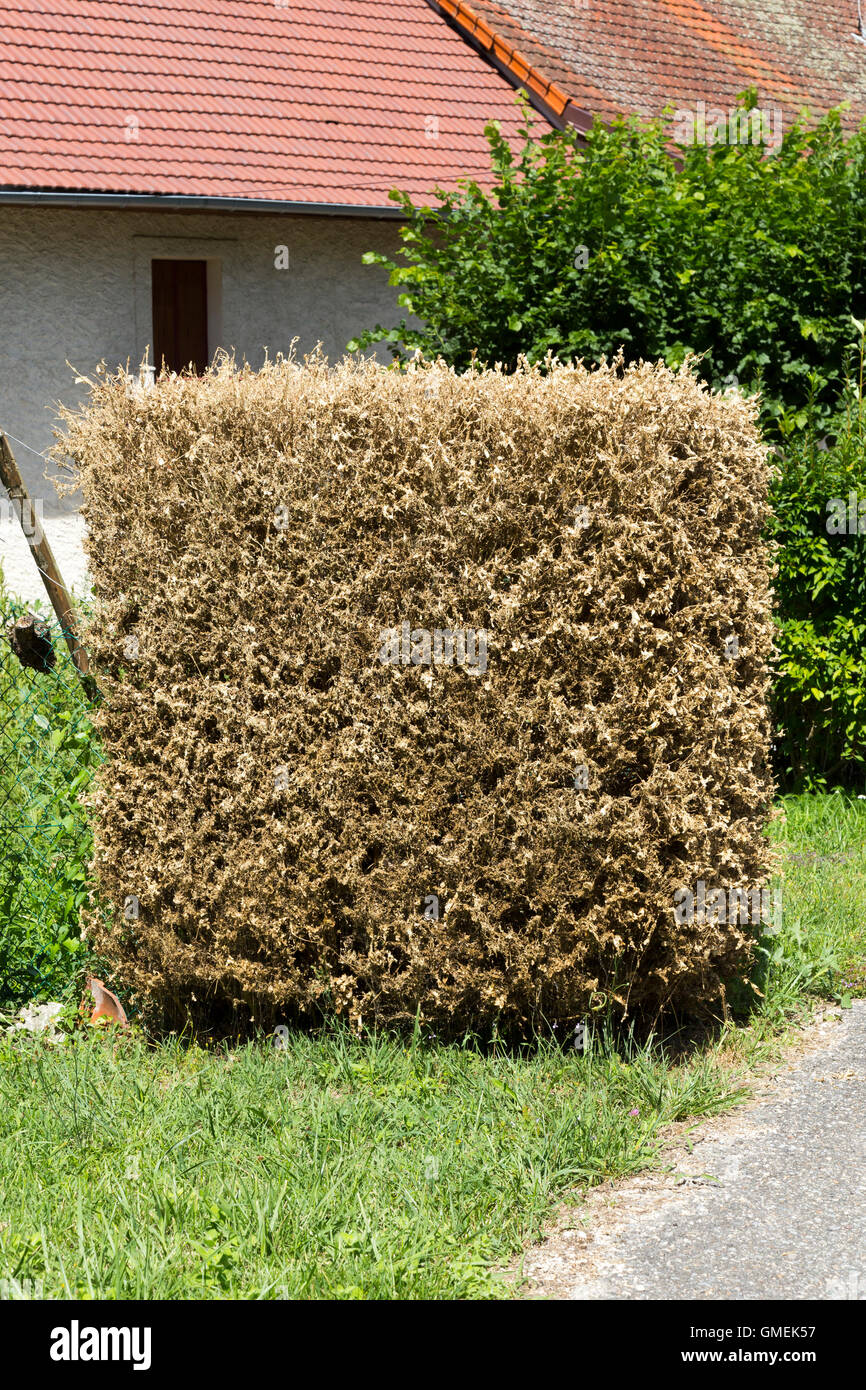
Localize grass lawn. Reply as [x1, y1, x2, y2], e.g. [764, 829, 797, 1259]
[2, 571, 865, 1299]
[0, 790, 863, 1300]
[0, 1022, 752, 1300]
[769, 792, 866, 1003]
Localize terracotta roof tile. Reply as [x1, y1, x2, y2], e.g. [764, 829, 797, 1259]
[469, 0, 866, 132]
[0, 0, 541, 206]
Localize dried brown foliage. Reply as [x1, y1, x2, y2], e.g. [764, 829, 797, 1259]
[58, 354, 774, 1036]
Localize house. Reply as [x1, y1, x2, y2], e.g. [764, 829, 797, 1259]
[3, 0, 864, 603]
[0, 0, 563, 602]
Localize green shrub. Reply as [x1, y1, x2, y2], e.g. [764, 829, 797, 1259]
[351, 96, 866, 434]
[769, 325, 866, 789]
[0, 570, 99, 1004]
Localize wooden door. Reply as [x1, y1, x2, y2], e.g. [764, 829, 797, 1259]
[151, 259, 208, 374]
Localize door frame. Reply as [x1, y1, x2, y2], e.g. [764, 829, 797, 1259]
[132, 234, 230, 374]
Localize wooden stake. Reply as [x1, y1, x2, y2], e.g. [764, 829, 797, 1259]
[0, 430, 98, 700]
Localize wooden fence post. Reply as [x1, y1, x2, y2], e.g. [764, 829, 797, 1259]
[0, 430, 98, 701]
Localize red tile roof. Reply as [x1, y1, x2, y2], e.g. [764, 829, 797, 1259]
[432, 0, 592, 128]
[0, 0, 543, 208]
[469, 0, 866, 133]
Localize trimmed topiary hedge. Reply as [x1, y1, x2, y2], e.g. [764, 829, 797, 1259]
[60, 355, 774, 1035]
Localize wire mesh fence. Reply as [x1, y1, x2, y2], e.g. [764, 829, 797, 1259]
[0, 582, 101, 1005]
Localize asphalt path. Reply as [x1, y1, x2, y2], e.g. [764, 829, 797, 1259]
[521, 1003, 866, 1300]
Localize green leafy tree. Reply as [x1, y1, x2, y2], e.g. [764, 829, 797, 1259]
[351, 96, 866, 432]
[769, 321, 866, 789]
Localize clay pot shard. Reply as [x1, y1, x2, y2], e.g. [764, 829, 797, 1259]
[84, 974, 129, 1031]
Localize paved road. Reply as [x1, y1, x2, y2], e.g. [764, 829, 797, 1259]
[522, 1003, 866, 1300]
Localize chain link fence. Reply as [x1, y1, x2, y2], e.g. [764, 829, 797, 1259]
[0, 581, 101, 1006]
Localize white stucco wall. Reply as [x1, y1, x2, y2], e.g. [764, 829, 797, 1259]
[0, 204, 405, 604]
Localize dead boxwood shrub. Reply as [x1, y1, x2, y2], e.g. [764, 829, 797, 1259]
[58, 354, 774, 1036]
